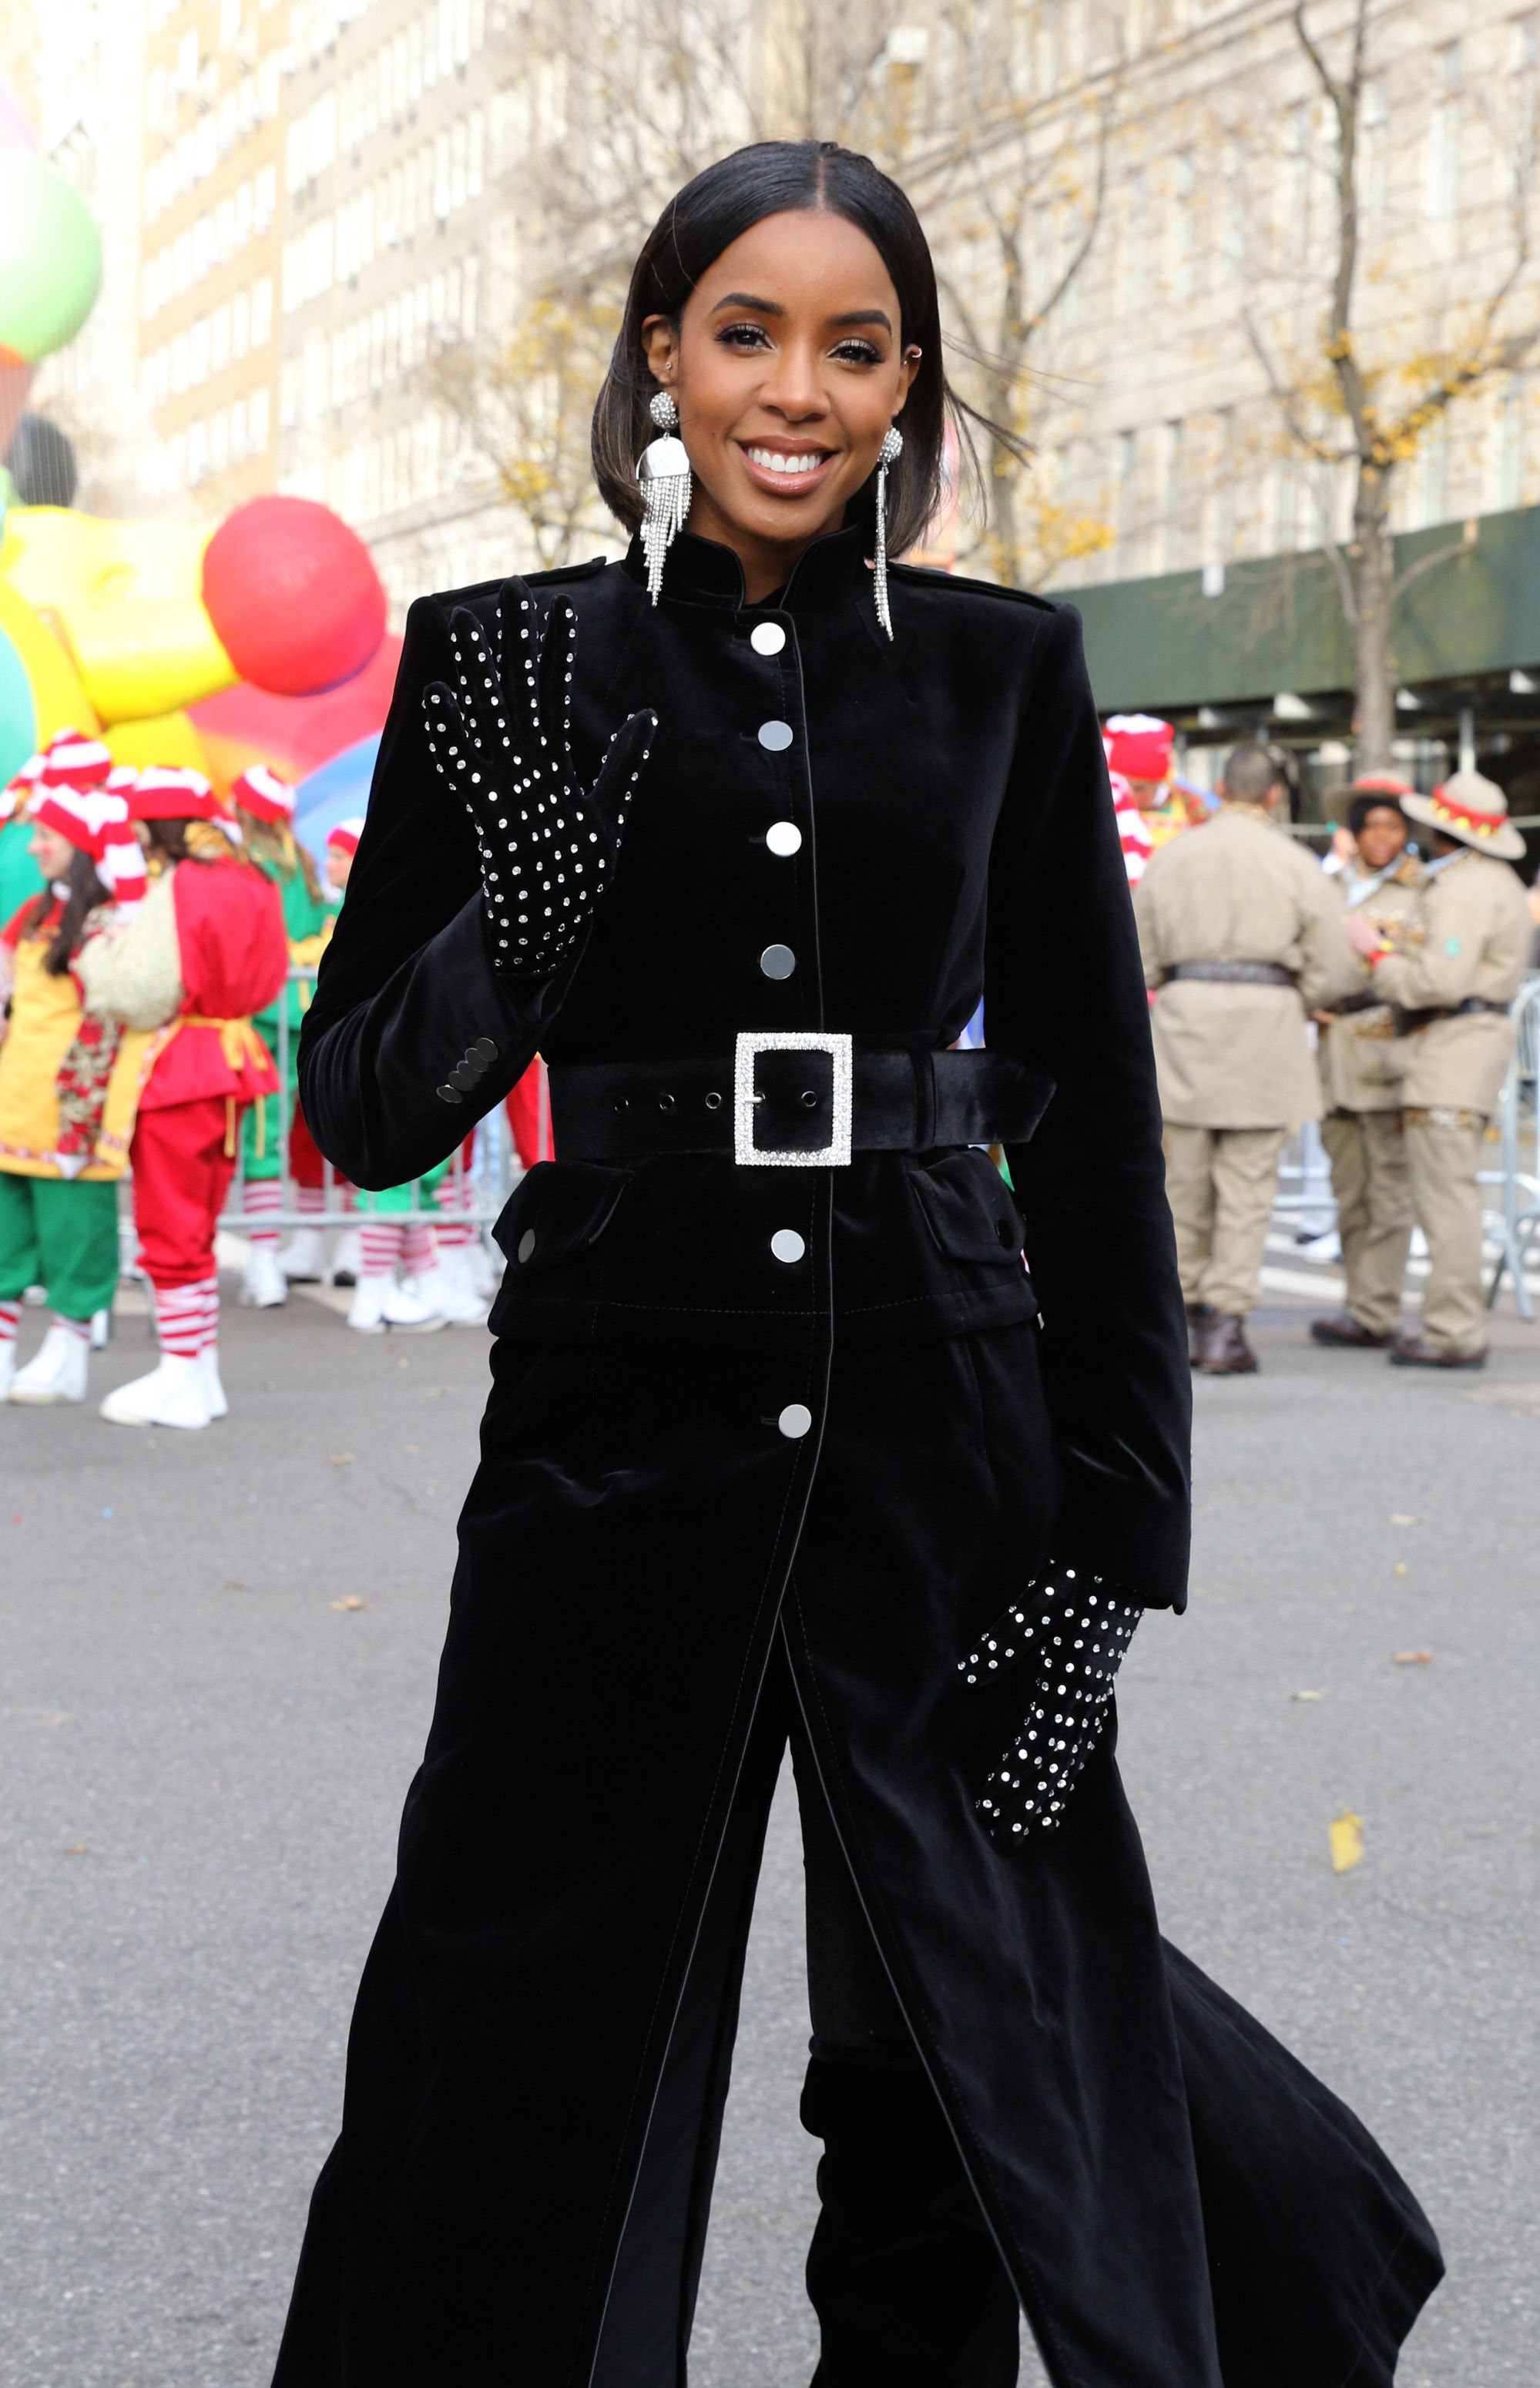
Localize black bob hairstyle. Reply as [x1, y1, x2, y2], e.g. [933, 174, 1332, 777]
[590, 140, 1019, 562]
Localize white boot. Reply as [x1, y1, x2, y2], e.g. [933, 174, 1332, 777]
[346, 1273, 445, 1334]
[90, 1308, 112, 1350]
[99, 1352, 213, 1429]
[0, 1343, 14, 1397]
[408, 1257, 488, 1326]
[279, 1226, 327, 1283]
[8, 1323, 89, 1405]
[330, 1226, 363, 1286]
[201, 1344, 229, 1420]
[240, 1245, 288, 1308]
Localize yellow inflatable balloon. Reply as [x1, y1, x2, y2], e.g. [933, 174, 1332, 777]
[105, 709, 211, 777]
[0, 505, 236, 725]
[0, 575, 100, 740]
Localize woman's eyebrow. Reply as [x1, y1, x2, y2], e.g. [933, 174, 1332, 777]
[706, 294, 893, 334]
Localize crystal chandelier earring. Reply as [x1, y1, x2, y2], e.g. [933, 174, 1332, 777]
[873, 424, 903, 640]
[637, 387, 693, 603]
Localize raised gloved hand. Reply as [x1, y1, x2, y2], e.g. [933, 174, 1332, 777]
[421, 578, 656, 977]
[957, 1563, 1139, 1846]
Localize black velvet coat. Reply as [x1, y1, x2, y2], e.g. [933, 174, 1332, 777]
[274, 525, 1440, 2386]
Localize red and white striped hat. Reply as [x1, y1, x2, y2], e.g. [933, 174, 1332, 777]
[1103, 714, 1174, 786]
[126, 764, 222, 823]
[29, 782, 106, 858]
[232, 762, 297, 824]
[326, 815, 364, 858]
[35, 728, 115, 795]
[94, 793, 149, 907]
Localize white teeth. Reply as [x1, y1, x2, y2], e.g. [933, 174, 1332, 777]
[747, 448, 825, 476]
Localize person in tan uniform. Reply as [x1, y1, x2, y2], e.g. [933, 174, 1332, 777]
[1310, 783, 1424, 1349]
[1352, 771, 1532, 1369]
[1135, 743, 1361, 1375]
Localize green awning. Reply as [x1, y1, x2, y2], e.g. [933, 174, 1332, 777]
[1070, 504, 1540, 716]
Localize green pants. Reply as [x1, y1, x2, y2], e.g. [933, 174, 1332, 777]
[0, 1171, 121, 1320]
[242, 1010, 296, 1184]
[355, 1159, 449, 1214]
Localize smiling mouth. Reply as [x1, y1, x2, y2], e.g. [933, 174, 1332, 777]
[740, 444, 837, 491]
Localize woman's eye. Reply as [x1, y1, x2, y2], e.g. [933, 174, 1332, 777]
[717, 322, 772, 350]
[831, 338, 881, 365]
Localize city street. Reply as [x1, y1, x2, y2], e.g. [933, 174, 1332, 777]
[2, 1251, 1535, 2386]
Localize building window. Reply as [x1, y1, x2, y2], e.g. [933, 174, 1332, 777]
[188, 419, 209, 484]
[210, 410, 229, 475]
[233, 289, 250, 358]
[236, 180, 253, 247]
[190, 316, 210, 385]
[231, 397, 248, 459]
[1428, 44, 1461, 220]
[252, 276, 273, 346]
[212, 304, 231, 374]
[172, 330, 190, 393]
[254, 165, 276, 232]
[251, 388, 269, 453]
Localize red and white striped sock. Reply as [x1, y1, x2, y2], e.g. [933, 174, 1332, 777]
[0, 1300, 21, 1352]
[433, 1176, 477, 1251]
[53, 1312, 92, 1342]
[194, 1270, 220, 1354]
[359, 1219, 403, 1281]
[402, 1219, 437, 1278]
[296, 1183, 326, 1219]
[152, 1281, 207, 1360]
[243, 1179, 284, 1250]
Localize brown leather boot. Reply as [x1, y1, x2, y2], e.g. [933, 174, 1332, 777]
[1198, 1313, 1258, 1374]
[1186, 1303, 1212, 1366]
[1310, 1311, 1394, 1350]
[1389, 1334, 1488, 1370]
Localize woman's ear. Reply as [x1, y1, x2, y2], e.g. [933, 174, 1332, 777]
[640, 314, 678, 387]
[892, 343, 922, 418]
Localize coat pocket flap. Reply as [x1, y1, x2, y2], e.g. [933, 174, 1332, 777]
[492, 1161, 632, 1276]
[908, 1150, 1028, 1268]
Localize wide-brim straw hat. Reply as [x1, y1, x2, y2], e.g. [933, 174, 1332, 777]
[1401, 771, 1526, 862]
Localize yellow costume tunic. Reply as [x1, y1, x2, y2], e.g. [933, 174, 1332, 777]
[0, 915, 151, 1179]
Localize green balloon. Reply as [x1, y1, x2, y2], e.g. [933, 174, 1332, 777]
[0, 153, 102, 364]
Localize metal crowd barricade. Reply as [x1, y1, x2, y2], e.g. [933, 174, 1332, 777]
[218, 966, 526, 1263]
[1484, 973, 1540, 1322]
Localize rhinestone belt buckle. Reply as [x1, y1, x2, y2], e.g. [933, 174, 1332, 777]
[733, 1031, 854, 1167]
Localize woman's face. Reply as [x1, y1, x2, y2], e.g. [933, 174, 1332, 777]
[642, 208, 920, 580]
[29, 824, 77, 881]
[1355, 806, 1407, 871]
[327, 844, 353, 890]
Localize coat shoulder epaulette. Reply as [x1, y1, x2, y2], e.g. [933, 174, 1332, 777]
[887, 560, 1062, 616]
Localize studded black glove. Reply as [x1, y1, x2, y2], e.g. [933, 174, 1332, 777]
[958, 1563, 1139, 1846]
[421, 578, 656, 977]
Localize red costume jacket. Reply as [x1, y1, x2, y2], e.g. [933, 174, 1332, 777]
[139, 857, 287, 1112]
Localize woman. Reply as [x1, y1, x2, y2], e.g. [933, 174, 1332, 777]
[79, 767, 287, 1430]
[0, 780, 146, 1404]
[274, 144, 1440, 2387]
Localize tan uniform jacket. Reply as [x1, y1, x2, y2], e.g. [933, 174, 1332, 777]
[1134, 804, 1363, 1131]
[1317, 855, 1424, 1115]
[1373, 848, 1532, 1112]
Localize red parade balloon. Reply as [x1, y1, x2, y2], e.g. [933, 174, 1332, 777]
[200, 495, 387, 697]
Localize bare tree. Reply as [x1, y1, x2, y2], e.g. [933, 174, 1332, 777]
[438, 0, 1120, 585]
[1244, 0, 1540, 769]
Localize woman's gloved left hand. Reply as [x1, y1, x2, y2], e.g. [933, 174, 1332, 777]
[958, 1563, 1139, 1846]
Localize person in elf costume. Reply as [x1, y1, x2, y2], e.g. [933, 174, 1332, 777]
[0, 772, 150, 1404]
[317, 817, 485, 1331]
[78, 766, 287, 1429]
[281, 819, 357, 1283]
[227, 763, 334, 1309]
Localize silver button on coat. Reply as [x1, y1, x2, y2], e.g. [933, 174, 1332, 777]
[770, 1228, 806, 1264]
[777, 1402, 813, 1439]
[757, 719, 793, 752]
[517, 1229, 537, 1263]
[759, 944, 796, 980]
[750, 622, 787, 656]
[766, 820, 802, 857]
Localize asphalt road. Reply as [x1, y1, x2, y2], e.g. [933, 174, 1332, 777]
[2, 1253, 1535, 2386]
